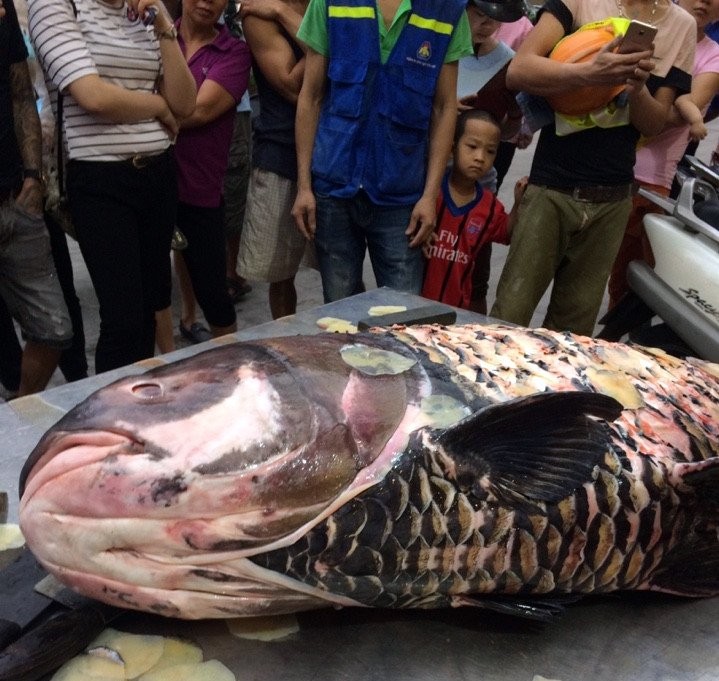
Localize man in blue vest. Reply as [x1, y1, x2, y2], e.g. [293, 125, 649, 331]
[292, 0, 472, 302]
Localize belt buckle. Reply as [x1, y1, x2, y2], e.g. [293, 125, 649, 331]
[571, 186, 593, 202]
[132, 154, 149, 169]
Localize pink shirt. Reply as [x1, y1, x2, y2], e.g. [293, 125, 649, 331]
[635, 36, 719, 189]
[494, 17, 532, 51]
[174, 24, 251, 206]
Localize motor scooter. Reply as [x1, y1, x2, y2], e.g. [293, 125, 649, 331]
[596, 155, 719, 362]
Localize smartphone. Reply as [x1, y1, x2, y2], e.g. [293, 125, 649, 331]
[617, 20, 657, 54]
[126, 5, 156, 25]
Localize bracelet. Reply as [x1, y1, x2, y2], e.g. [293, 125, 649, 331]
[156, 25, 178, 40]
[23, 168, 43, 182]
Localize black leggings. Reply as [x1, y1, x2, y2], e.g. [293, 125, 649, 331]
[176, 201, 236, 328]
[67, 152, 176, 373]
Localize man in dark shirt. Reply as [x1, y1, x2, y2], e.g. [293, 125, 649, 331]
[490, 0, 694, 336]
[0, 0, 72, 397]
[236, 0, 310, 319]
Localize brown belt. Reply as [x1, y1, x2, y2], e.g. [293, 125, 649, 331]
[543, 183, 636, 203]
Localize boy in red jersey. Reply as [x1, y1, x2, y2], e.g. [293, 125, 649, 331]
[422, 109, 526, 311]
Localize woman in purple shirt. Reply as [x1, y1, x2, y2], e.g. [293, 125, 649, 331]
[172, 0, 251, 342]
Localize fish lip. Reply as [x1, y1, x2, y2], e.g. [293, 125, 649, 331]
[19, 427, 144, 498]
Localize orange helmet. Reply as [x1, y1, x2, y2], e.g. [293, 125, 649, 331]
[547, 25, 626, 116]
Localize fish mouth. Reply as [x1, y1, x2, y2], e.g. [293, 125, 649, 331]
[19, 428, 144, 500]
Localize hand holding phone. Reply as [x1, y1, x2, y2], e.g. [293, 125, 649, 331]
[127, 4, 157, 24]
[617, 20, 657, 55]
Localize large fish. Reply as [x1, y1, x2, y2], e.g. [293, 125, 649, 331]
[18, 324, 719, 621]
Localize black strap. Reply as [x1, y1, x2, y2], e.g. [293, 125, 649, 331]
[56, 0, 78, 199]
[56, 92, 65, 198]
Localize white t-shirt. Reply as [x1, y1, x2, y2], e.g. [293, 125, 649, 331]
[28, 0, 171, 161]
[456, 41, 514, 100]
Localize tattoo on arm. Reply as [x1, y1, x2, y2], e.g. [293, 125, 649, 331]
[9, 59, 43, 170]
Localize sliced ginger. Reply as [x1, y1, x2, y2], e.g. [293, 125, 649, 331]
[226, 613, 300, 641]
[137, 660, 235, 681]
[51, 628, 233, 681]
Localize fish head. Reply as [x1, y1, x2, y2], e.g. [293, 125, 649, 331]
[18, 333, 439, 617]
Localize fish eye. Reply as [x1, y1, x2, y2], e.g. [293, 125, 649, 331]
[131, 382, 164, 400]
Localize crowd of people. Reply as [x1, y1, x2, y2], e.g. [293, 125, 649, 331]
[1, 0, 717, 398]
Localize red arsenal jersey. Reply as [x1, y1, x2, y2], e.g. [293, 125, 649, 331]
[422, 173, 510, 309]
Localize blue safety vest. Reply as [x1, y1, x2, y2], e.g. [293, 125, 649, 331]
[311, 0, 466, 205]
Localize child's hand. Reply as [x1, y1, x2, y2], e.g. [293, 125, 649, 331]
[688, 120, 708, 142]
[422, 231, 437, 259]
[457, 95, 478, 112]
[514, 127, 534, 149]
[514, 176, 529, 202]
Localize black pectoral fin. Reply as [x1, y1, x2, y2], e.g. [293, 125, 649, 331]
[456, 594, 579, 622]
[436, 391, 623, 507]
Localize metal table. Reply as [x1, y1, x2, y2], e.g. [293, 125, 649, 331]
[1, 290, 718, 681]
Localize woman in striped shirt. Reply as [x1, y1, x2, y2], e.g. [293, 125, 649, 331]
[28, 0, 195, 373]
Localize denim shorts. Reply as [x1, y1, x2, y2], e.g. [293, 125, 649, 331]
[0, 201, 72, 348]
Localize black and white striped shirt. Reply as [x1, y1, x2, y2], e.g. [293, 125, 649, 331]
[28, 0, 171, 160]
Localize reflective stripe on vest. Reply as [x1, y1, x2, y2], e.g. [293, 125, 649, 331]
[407, 14, 454, 36]
[328, 5, 376, 19]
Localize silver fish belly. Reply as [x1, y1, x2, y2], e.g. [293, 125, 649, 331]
[17, 324, 719, 620]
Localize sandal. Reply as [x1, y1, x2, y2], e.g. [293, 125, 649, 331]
[179, 322, 212, 344]
[227, 277, 252, 304]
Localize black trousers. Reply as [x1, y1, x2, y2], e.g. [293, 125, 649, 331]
[67, 151, 176, 373]
[0, 295, 22, 392]
[44, 211, 88, 381]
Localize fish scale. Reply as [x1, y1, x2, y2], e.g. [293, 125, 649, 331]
[249, 431, 694, 608]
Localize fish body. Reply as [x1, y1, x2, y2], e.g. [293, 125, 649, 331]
[18, 324, 719, 620]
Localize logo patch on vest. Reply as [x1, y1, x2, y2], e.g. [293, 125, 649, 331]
[417, 41, 432, 61]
